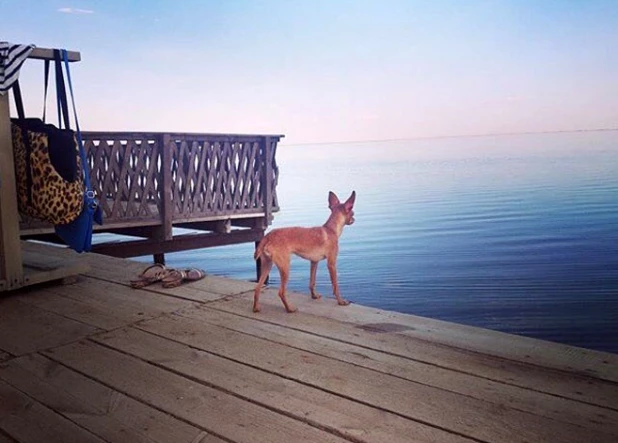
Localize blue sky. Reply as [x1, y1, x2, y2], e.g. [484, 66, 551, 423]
[2, 0, 617, 143]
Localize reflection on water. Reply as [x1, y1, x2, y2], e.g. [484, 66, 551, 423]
[147, 131, 618, 353]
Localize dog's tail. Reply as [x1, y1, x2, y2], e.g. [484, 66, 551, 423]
[254, 238, 266, 260]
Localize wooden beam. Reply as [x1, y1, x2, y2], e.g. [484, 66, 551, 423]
[29, 48, 81, 62]
[82, 131, 284, 142]
[0, 94, 24, 291]
[91, 229, 263, 258]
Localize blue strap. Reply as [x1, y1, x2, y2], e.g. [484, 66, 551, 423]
[42, 60, 50, 121]
[54, 50, 70, 130]
[61, 49, 91, 188]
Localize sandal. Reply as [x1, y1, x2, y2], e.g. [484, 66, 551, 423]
[130, 264, 171, 289]
[161, 268, 206, 289]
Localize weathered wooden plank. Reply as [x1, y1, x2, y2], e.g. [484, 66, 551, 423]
[292, 291, 618, 382]
[342, 302, 618, 382]
[210, 293, 618, 410]
[22, 243, 145, 283]
[93, 326, 474, 443]
[54, 245, 240, 297]
[0, 354, 214, 443]
[17, 277, 196, 330]
[0, 431, 17, 443]
[0, 380, 104, 443]
[134, 313, 616, 443]
[170, 208, 269, 223]
[21, 248, 89, 287]
[0, 297, 100, 356]
[86, 254, 254, 301]
[0, 94, 24, 292]
[91, 229, 263, 259]
[29, 47, 81, 62]
[19, 242, 234, 302]
[174, 305, 618, 435]
[43, 341, 350, 443]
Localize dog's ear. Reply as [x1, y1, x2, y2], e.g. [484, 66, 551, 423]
[328, 191, 340, 209]
[344, 191, 356, 211]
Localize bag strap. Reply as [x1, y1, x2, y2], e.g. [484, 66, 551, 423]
[53, 49, 71, 130]
[11, 81, 34, 204]
[11, 80, 25, 120]
[61, 49, 92, 190]
[42, 60, 50, 122]
[11, 60, 52, 206]
[12, 62, 51, 121]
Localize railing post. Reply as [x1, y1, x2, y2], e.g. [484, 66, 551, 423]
[152, 133, 173, 264]
[161, 133, 174, 240]
[262, 136, 273, 225]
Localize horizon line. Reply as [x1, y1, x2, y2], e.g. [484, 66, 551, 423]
[283, 127, 618, 147]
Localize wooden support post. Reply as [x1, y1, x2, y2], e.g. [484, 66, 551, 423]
[262, 136, 273, 225]
[153, 133, 174, 264]
[0, 94, 24, 291]
[256, 136, 273, 284]
[254, 240, 269, 284]
[161, 133, 173, 240]
[0, 46, 84, 292]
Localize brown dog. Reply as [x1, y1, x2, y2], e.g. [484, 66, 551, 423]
[253, 191, 356, 313]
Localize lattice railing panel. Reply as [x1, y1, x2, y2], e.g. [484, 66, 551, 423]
[84, 135, 162, 224]
[169, 136, 279, 219]
[20, 132, 281, 233]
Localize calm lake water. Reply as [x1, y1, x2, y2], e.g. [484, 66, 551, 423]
[142, 131, 618, 354]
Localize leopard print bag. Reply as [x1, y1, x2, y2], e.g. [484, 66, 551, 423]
[11, 120, 84, 225]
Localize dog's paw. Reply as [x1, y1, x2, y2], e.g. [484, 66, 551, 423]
[338, 299, 351, 306]
[253, 305, 261, 313]
[311, 292, 322, 300]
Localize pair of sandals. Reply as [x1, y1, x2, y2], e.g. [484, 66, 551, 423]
[130, 264, 206, 289]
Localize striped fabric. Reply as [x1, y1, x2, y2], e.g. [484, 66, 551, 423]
[0, 42, 35, 95]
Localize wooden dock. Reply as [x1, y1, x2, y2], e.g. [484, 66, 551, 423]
[2, 44, 283, 292]
[0, 242, 617, 443]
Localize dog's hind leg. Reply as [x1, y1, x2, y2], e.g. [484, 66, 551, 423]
[309, 261, 322, 300]
[275, 257, 297, 313]
[253, 255, 273, 313]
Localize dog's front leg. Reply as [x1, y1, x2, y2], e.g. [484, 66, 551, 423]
[327, 255, 350, 306]
[309, 261, 322, 300]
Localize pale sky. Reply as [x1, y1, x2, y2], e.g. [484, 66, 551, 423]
[2, 0, 617, 144]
